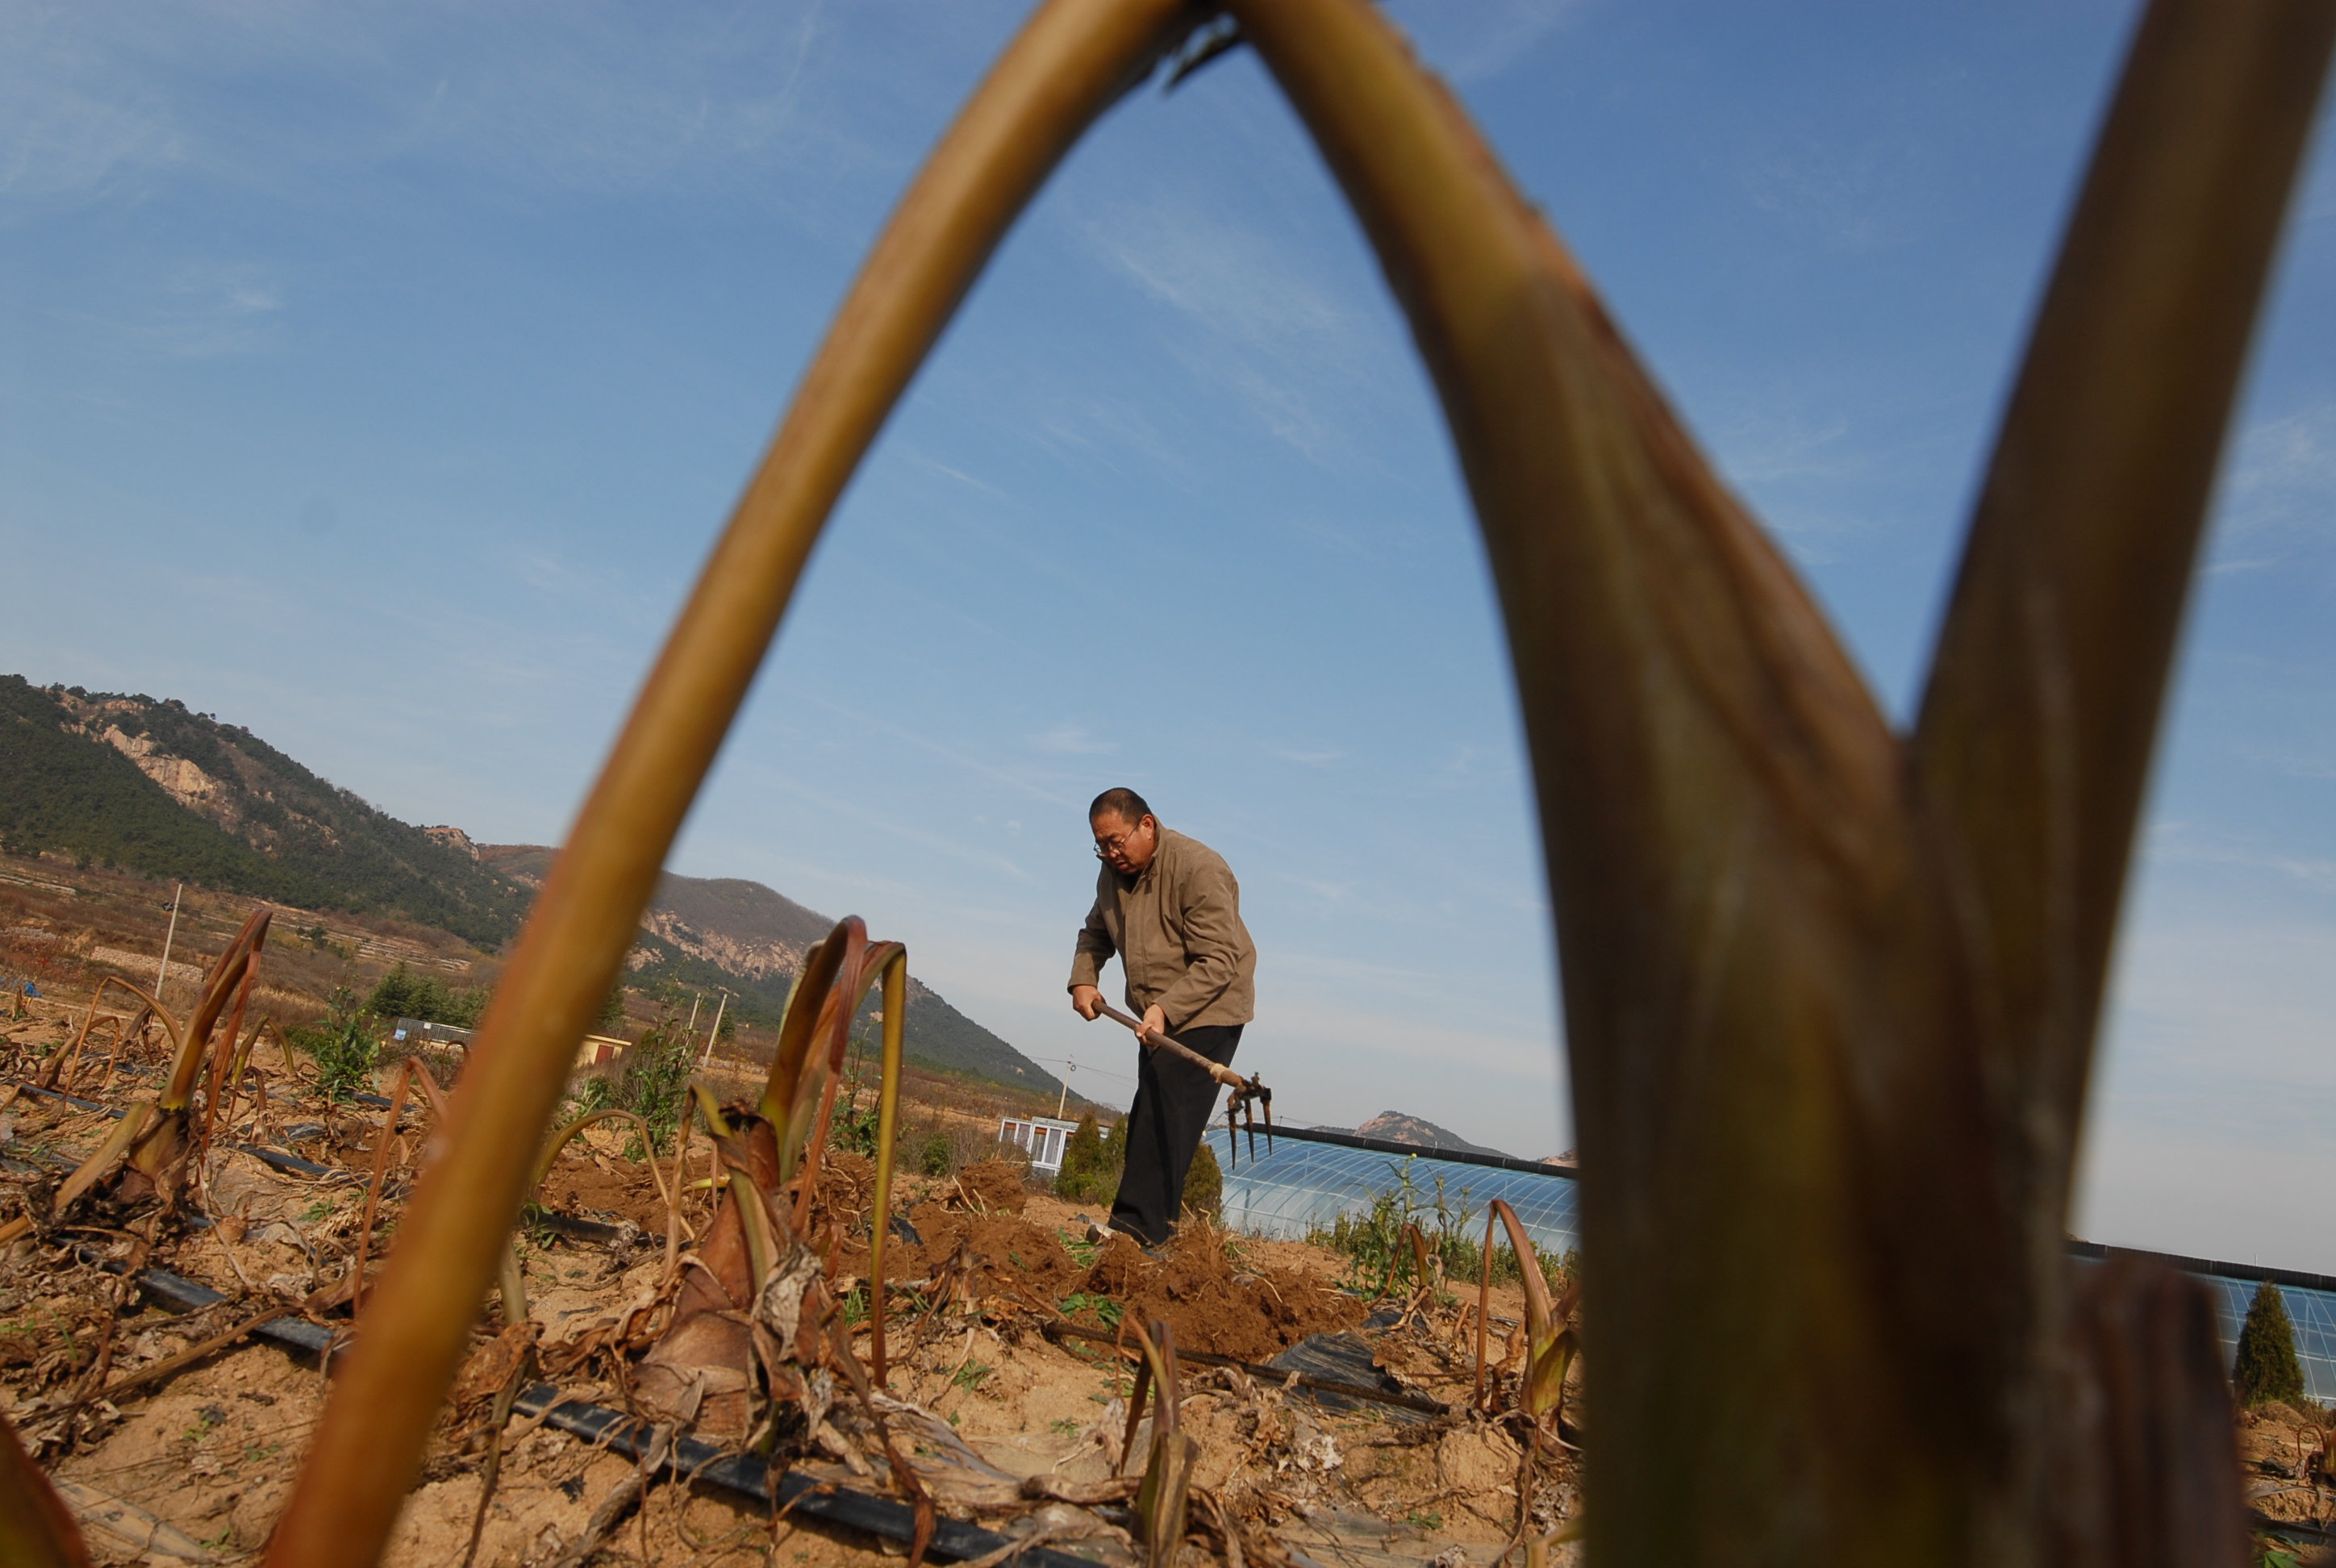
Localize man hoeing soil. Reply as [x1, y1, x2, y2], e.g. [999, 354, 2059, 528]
[1067, 787, 1257, 1247]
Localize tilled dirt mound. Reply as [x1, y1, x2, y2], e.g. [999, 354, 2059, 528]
[849, 1207, 1362, 1362]
[536, 1142, 953, 1246]
[536, 1153, 669, 1234]
[1078, 1231, 1363, 1362]
[945, 1158, 1029, 1215]
[843, 1202, 1086, 1308]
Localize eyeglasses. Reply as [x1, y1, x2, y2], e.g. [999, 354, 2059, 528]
[1092, 820, 1150, 859]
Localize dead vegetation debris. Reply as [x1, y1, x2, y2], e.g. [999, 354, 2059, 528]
[0, 978, 1591, 1568]
[4, 967, 2309, 1568]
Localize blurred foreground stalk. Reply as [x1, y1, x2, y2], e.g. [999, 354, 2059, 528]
[266, 1, 2336, 1564]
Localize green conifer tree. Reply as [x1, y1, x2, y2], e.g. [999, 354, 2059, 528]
[594, 981, 628, 1032]
[365, 962, 424, 1020]
[1059, 1111, 1102, 1178]
[2233, 1279, 2306, 1407]
[1055, 1110, 1112, 1204]
[1181, 1141, 1223, 1228]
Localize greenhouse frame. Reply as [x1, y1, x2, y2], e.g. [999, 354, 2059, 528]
[1203, 1125, 2336, 1404]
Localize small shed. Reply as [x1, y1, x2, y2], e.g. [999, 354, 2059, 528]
[997, 1115, 1082, 1175]
[575, 1034, 627, 1070]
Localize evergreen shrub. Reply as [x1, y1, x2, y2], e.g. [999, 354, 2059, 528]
[364, 962, 487, 1028]
[2234, 1279, 2306, 1407]
[611, 1028, 691, 1154]
[916, 1128, 955, 1177]
[1056, 1109, 1126, 1205]
[1182, 1141, 1223, 1228]
[286, 989, 378, 1101]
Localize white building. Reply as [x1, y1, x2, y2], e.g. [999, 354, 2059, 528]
[997, 1115, 1086, 1175]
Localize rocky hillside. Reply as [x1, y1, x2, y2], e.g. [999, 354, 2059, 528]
[0, 676, 525, 945]
[0, 674, 1060, 1095]
[478, 844, 1060, 1098]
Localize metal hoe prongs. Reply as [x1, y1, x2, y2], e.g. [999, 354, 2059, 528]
[1092, 1002, 1273, 1170]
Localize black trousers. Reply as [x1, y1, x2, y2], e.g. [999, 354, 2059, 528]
[1110, 1023, 1243, 1247]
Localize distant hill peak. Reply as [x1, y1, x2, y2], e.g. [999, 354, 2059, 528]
[1350, 1110, 1514, 1159]
[479, 843, 1063, 1099]
[423, 825, 480, 860]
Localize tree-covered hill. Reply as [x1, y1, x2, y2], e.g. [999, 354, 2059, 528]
[480, 843, 1063, 1099]
[0, 676, 528, 945]
[0, 673, 1061, 1095]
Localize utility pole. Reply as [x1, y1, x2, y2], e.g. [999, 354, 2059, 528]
[154, 883, 183, 1003]
[1057, 1060, 1071, 1120]
[697, 989, 729, 1070]
[684, 991, 702, 1043]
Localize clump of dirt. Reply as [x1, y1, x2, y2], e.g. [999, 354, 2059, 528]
[945, 1158, 1029, 1216]
[841, 1202, 1086, 1309]
[840, 1202, 1361, 1362]
[536, 1152, 668, 1234]
[1078, 1230, 1364, 1362]
[0, 1284, 111, 1392]
[812, 1150, 877, 1227]
[540, 1142, 886, 1245]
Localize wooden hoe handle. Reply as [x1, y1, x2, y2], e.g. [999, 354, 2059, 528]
[1093, 1003, 1249, 1090]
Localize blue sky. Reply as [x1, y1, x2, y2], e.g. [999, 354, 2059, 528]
[3, 2, 2331, 1268]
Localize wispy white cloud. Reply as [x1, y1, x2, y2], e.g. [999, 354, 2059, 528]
[1713, 410, 1858, 488]
[1388, 0, 1595, 85]
[2214, 398, 2336, 554]
[1033, 723, 1116, 757]
[1078, 191, 1403, 464]
[2143, 820, 2336, 895]
[1090, 202, 1344, 348]
[1737, 134, 1916, 253]
[904, 450, 1013, 505]
[60, 258, 289, 360]
[0, 0, 870, 211]
[2202, 554, 2282, 578]
[1025, 390, 1195, 483]
[399, 8, 843, 197]
[753, 768, 1037, 886]
[509, 548, 594, 599]
[479, 532, 678, 636]
[1705, 407, 1874, 562]
[804, 694, 1078, 808]
[1280, 877, 1362, 907]
[0, 65, 181, 198]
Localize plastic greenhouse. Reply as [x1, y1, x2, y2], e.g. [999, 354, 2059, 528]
[1204, 1127, 2336, 1404]
[1199, 1127, 1580, 1261]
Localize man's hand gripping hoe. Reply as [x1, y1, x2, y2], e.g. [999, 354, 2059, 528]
[1094, 1003, 1274, 1170]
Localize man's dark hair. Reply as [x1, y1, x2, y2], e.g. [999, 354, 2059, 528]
[1089, 787, 1152, 825]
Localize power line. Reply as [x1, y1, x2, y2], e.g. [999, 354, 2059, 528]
[1029, 1053, 1133, 1118]
[1031, 1055, 1134, 1084]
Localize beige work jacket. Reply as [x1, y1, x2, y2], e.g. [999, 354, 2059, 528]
[1068, 827, 1256, 1032]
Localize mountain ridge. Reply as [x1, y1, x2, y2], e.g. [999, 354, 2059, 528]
[1311, 1110, 1520, 1160]
[1, 675, 524, 944]
[480, 844, 1060, 1097]
[0, 675, 1060, 1096]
